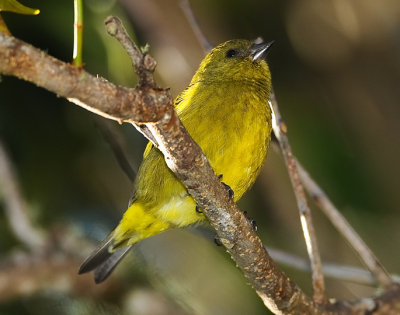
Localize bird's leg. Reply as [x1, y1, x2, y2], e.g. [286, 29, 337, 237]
[243, 211, 258, 231]
[214, 236, 223, 246]
[214, 174, 236, 245]
[195, 174, 234, 215]
[218, 174, 234, 199]
[195, 205, 203, 214]
[217, 177, 256, 230]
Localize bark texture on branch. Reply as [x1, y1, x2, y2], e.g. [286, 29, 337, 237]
[0, 33, 170, 124]
[270, 91, 326, 303]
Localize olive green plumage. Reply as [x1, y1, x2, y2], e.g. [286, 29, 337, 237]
[79, 39, 273, 283]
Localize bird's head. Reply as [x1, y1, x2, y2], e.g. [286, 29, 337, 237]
[191, 39, 274, 87]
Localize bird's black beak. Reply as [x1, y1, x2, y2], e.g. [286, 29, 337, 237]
[250, 40, 274, 61]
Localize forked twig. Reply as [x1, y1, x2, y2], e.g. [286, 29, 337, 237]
[297, 161, 393, 287]
[105, 16, 156, 87]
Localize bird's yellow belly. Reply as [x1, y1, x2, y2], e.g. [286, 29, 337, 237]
[213, 126, 268, 200]
[193, 104, 270, 201]
[157, 106, 270, 226]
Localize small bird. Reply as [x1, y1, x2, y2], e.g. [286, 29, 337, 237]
[79, 39, 274, 283]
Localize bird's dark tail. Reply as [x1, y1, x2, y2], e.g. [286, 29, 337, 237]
[79, 235, 133, 284]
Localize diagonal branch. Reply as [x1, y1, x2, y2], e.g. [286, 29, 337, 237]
[180, 0, 213, 53]
[296, 161, 393, 287]
[269, 90, 326, 303]
[0, 33, 170, 124]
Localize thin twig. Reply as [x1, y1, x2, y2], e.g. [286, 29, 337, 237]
[296, 161, 393, 287]
[105, 16, 156, 87]
[180, 0, 213, 53]
[194, 222, 398, 285]
[270, 139, 393, 288]
[104, 16, 161, 146]
[0, 138, 46, 250]
[269, 90, 326, 303]
[267, 247, 399, 286]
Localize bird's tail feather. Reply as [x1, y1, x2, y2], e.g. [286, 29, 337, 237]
[79, 234, 133, 283]
[79, 202, 169, 283]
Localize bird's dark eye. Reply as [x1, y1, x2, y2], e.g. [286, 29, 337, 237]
[226, 49, 238, 58]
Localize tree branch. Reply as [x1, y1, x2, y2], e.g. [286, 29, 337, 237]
[179, 0, 213, 53]
[105, 16, 156, 87]
[296, 161, 393, 287]
[269, 90, 326, 303]
[0, 32, 170, 124]
[267, 247, 400, 286]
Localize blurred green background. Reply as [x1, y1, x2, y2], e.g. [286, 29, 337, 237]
[1, 0, 400, 314]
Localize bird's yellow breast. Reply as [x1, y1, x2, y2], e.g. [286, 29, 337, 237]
[178, 81, 271, 200]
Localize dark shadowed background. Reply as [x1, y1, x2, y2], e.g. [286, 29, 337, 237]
[1, 0, 400, 314]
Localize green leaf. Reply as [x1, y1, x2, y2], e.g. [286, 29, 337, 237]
[0, 0, 40, 15]
[0, 14, 11, 34]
